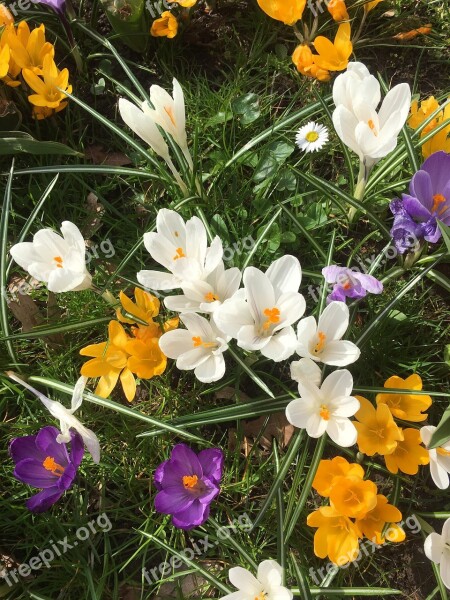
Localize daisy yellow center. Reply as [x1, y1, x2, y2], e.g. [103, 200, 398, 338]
[204, 292, 220, 302]
[305, 131, 319, 142]
[192, 336, 217, 349]
[313, 331, 326, 354]
[320, 404, 330, 420]
[432, 194, 446, 215]
[437, 447, 450, 457]
[42, 456, 65, 477]
[173, 247, 185, 260]
[54, 256, 63, 268]
[368, 119, 378, 136]
[164, 105, 176, 127]
[182, 475, 198, 489]
[263, 307, 280, 330]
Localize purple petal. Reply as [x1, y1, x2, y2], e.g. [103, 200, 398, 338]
[197, 448, 224, 483]
[36, 426, 70, 466]
[198, 478, 220, 504]
[26, 487, 64, 513]
[154, 489, 194, 514]
[352, 273, 383, 294]
[322, 266, 347, 283]
[328, 286, 347, 303]
[420, 151, 450, 196]
[58, 463, 77, 491]
[69, 432, 84, 469]
[170, 444, 203, 477]
[154, 459, 169, 491]
[14, 458, 60, 488]
[9, 434, 40, 464]
[172, 500, 209, 530]
[402, 195, 432, 221]
[390, 198, 407, 216]
[409, 171, 434, 211]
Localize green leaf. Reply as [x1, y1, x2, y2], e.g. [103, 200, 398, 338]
[231, 93, 261, 125]
[438, 221, 450, 254]
[444, 345, 450, 367]
[0, 133, 81, 156]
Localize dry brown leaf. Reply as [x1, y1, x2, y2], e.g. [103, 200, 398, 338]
[85, 144, 132, 166]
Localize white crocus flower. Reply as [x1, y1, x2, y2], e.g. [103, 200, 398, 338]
[118, 97, 186, 190]
[7, 373, 100, 463]
[332, 62, 381, 113]
[290, 357, 322, 387]
[147, 78, 193, 169]
[295, 301, 360, 367]
[9, 221, 92, 293]
[159, 313, 228, 383]
[214, 255, 306, 362]
[424, 518, 450, 590]
[420, 426, 450, 490]
[137, 209, 223, 291]
[332, 61, 411, 174]
[164, 261, 241, 315]
[220, 559, 293, 600]
[286, 369, 359, 447]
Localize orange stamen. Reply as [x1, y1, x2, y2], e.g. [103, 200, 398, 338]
[164, 105, 176, 127]
[368, 119, 378, 136]
[263, 307, 280, 330]
[192, 336, 216, 349]
[204, 292, 220, 302]
[319, 405, 330, 421]
[42, 456, 65, 477]
[182, 474, 198, 489]
[437, 447, 450, 457]
[54, 256, 63, 269]
[432, 194, 446, 215]
[313, 331, 326, 354]
[173, 247, 186, 260]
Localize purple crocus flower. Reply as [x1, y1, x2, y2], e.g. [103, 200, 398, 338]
[10, 426, 84, 513]
[390, 151, 450, 253]
[322, 266, 383, 303]
[39, 0, 66, 14]
[154, 444, 224, 530]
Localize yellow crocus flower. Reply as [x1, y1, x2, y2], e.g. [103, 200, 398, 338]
[257, 0, 306, 25]
[150, 11, 178, 38]
[6, 21, 54, 73]
[22, 53, 72, 109]
[312, 22, 353, 71]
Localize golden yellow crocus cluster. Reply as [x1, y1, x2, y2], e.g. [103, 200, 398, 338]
[408, 96, 450, 158]
[80, 288, 178, 403]
[150, 0, 198, 39]
[0, 9, 72, 119]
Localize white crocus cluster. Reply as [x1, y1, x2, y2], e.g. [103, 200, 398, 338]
[220, 560, 293, 600]
[332, 61, 411, 183]
[118, 78, 193, 191]
[141, 208, 362, 448]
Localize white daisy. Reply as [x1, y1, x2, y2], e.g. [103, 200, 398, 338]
[295, 121, 329, 153]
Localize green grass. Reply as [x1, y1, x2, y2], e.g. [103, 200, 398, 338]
[0, 0, 449, 598]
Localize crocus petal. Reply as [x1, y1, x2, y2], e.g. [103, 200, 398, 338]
[425, 532, 444, 564]
[261, 326, 298, 361]
[319, 339, 361, 366]
[266, 255, 302, 294]
[119, 98, 169, 159]
[321, 369, 353, 399]
[154, 489, 194, 514]
[257, 559, 283, 590]
[194, 354, 226, 383]
[26, 487, 64, 512]
[172, 501, 209, 530]
[327, 417, 357, 447]
[228, 567, 261, 594]
[198, 448, 224, 483]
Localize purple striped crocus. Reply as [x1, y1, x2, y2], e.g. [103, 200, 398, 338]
[10, 426, 84, 513]
[154, 444, 224, 530]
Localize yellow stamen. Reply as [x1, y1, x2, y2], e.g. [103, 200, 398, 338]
[313, 331, 326, 354]
[42, 456, 65, 477]
[164, 105, 176, 127]
[320, 405, 330, 421]
[437, 447, 450, 457]
[254, 594, 266, 600]
[204, 292, 220, 302]
[54, 256, 63, 269]
[173, 247, 185, 260]
[182, 475, 198, 489]
[432, 194, 446, 215]
[263, 307, 280, 330]
[192, 336, 216, 349]
[305, 131, 319, 142]
[368, 119, 378, 136]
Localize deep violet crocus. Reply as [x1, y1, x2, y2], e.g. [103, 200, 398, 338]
[154, 444, 224, 530]
[322, 266, 383, 303]
[10, 425, 84, 513]
[390, 151, 450, 253]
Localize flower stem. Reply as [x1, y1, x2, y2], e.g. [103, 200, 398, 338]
[348, 161, 368, 222]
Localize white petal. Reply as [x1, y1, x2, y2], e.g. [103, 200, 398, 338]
[156, 209, 187, 248]
[137, 269, 180, 291]
[204, 236, 224, 276]
[164, 294, 200, 313]
[71, 376, 87, 412]
[244, 267, 275, 324]
[177, 346, 210, 370]
[332, 105, 363, 160]
[228, 567, 261, 594]
[306, 412, 328, 438]
[420, 425, 435, 447]
[285, 398, 314, 429]
[327, 417, 357, 447]
[441, 550, 450, 590]
[180, 312, 215, 340]
[60, 221, 85, 258]
[290, 358, 322, 386]
[118, 98, 169, 159]
[319, 340, 360, 366]
[424, 533, 444, 564]
[257, 560, 283, 590]
[317, 301, 349, 341]
[194, 354, 226, 383]
[237, 324, 271, 351]
[261, 327, 297, 362]
[214, 297, 254, 338]
[159, 329, 196, 359]
[330, 395, 360, 418]
[266, 255, 302, 294]
[296, 316, 318, 358]
[377, 83, 411, 130]
[10, 242, 39, 270]
[321, 369, 353, 399]
[47, 269, 89, 293]
[276, 292, 306, 329]
[430, 459, 450, 490]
